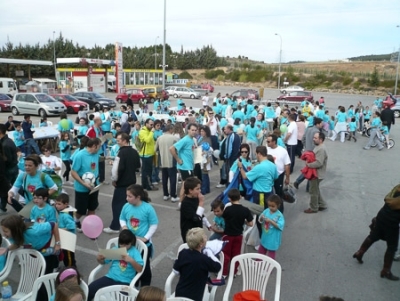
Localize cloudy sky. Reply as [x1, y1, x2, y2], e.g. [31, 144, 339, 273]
[1, 0, 399, 63]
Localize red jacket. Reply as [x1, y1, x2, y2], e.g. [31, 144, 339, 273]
[300, 151, 318, 180]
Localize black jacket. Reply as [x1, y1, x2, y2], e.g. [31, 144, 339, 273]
[0, 135, 17, 170]
[115, 146, 140, 187]
[380, 108, 395, 125]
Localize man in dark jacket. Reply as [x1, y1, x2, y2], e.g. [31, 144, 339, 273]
[103, 132, 141, 234]
[21, 114, 41, 155]
[380, 105, 395, 131]
[223, 124, 240, 185]
[0, 124, 18, 214]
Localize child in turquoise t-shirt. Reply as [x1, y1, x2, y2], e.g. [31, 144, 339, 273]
[0, 236, 8, 272]
[209, 200, 225, 241]
[88, 230, 144, 300]
[258, 195, 285, 260]
[347, 117, 357, 142]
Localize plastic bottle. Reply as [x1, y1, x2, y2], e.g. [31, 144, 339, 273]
[1, 281, 12, 300]
[41, 247, 59, 256]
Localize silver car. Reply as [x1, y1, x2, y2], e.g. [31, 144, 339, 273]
[11, 93, 66, 117]
[172, 87, 200, 99]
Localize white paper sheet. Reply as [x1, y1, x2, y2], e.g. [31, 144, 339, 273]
[99, 247, 128, 260]
[18, 201, 35, 219]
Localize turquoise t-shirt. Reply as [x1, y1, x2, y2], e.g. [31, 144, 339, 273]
[219, 118, 228, 129]
[213, 216, 225, 231]
[371, 117, 382, 128]
[59, 140, 71, 161]
[13, 131, 24, 147]
[255, 120, 266, 131]
[24, 222, 52, 250]
[110, 144, 120, 158]
[232, 110, 245, 123]
[119, 202, 159, 240]
[30, 203, 57, 223]
[244, 125, 260, 143]
[78, 125, 89, 136]
[173, 135, 194, 171]
[71, 148, 100, 192]
[0, 252, 7, 272]
[246, 160, 278, 192]
[348, 121, 357, 132]
[105, 246, 144, 284]
[265, 107, 275, 119]
[58, 211, 76, 234]
[336, 112, 347, 122]
[260, 208, 285, 251]
[14, 172, 56, 203]
[153, 129, 163, 141]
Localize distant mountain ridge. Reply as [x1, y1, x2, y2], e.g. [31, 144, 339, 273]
[348, 53, 393, 61]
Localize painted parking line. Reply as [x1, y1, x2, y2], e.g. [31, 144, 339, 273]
[63, 186, 178, 210]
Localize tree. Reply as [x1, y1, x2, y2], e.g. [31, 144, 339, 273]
[369, 67, 380, 87]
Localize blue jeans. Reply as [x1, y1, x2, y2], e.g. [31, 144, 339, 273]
[25, 138, 41, 155]
[286, 144, 297, 173]
[141, 156, 153, 190]
[201, 173, 210, 194]
[295, 174, 310, 191]
[151, 166, 160, 183]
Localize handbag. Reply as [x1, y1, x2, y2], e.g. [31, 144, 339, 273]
[384, 184, 400, 210]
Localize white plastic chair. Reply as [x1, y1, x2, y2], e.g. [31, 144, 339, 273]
[94, 285, 138, 301]
[55, 157, 63, 177]
[165, 243, 224, 301]
[222, 253, 282, 301]
[236, 214, 257, 276]
[0, 249, 46, 300]
[167, 298, 195, 301]
[27, 272, 89, 301]
[88, 238, 148, 288]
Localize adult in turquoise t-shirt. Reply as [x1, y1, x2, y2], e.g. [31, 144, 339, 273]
[172, 132, 195, 171]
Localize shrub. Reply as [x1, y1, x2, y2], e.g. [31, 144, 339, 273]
[178, 71, 193, 79]
[204, 69, 225, 79]
[380, 79, 395, 88]
[216, 74, 225, 81]
[342, 77, 353, 86]
[239, 74, 248, 82]
[353, 82, 361, 89]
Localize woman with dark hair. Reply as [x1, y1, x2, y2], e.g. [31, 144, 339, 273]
[255, 113, 267, 145]
[229, 143, 252, 197]
[353, 184, 400, 281]
[329, 106, 347, 142]
[198, 126, 212, 146]
[244, 117, 260, 161]
[7, 154, 57, 212]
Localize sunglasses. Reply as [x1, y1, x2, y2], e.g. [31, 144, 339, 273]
[241, 151, 248, 153]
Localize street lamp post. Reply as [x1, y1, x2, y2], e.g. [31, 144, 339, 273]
[162, 0, 166, 89]
[154, 36, 159, 70]
[275, 33, 282, 90]
[53, 31, 57, 85]
[395, 25, 400, 95]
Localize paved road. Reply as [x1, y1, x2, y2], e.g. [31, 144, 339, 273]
[0, 88, 399, 300]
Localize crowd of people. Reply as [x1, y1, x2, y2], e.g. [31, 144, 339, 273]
[0, 91, 398, 301]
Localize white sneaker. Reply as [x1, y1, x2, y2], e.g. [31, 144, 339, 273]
[216, 184, 225, 188]
[67, 181, 74, 185]
[103, 227, 120, 234]
[171, 197, 179, 203]
[152, 182, 159, 185]
[254, 245, 260, 251]
[102, 181, 110, 185]
[163, 196, 170, 201]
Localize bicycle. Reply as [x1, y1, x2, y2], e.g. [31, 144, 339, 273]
[371, 129, 395, 149]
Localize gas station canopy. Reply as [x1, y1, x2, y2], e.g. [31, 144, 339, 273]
[0, 58, 53, 66]
[57, 58, 115, 65]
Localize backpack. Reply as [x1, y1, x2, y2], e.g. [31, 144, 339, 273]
[134, 135, 146, 153]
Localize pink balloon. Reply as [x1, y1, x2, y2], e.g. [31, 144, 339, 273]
[82, 215, 103, 239]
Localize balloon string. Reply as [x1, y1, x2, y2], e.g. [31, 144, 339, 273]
[94, 238, 100, 250]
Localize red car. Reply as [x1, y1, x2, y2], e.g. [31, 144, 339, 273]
[50, 94, 89, 114]
[116, 89, 148, 104]
[0, 93, 12, 112]
[201, 83, 214, 93]
[277, 91, 314, 103]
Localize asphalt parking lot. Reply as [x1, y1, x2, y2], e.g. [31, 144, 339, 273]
[1, 87, 399, 300]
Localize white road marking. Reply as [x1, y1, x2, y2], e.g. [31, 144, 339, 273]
[63, 186, 178, 210]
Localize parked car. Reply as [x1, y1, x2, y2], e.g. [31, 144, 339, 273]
[190, 85, 202, 90]
[71, 92, 117, 110]
[171, 87, 201, 99]
[0, 93, 12, 112]
[201, 83, 214, 93]
[50, 94, 89, 114]
[141, 86, 169, 102]
[280, 85, 304, 94]
[11, 93, 66, 117]
[389, 98, 400, 118]
[277, 91, 314, 103]
[115, 89, 148, 104]
[165, 86, 178, 95]
[231, 89, 260, 101]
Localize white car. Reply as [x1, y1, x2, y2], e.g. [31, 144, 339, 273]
[165, 86, 177, 95]
[171, 87, 201, 99]
[280, 85, 304, 94]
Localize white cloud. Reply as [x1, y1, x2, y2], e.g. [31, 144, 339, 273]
[0, 0, 399, 62]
